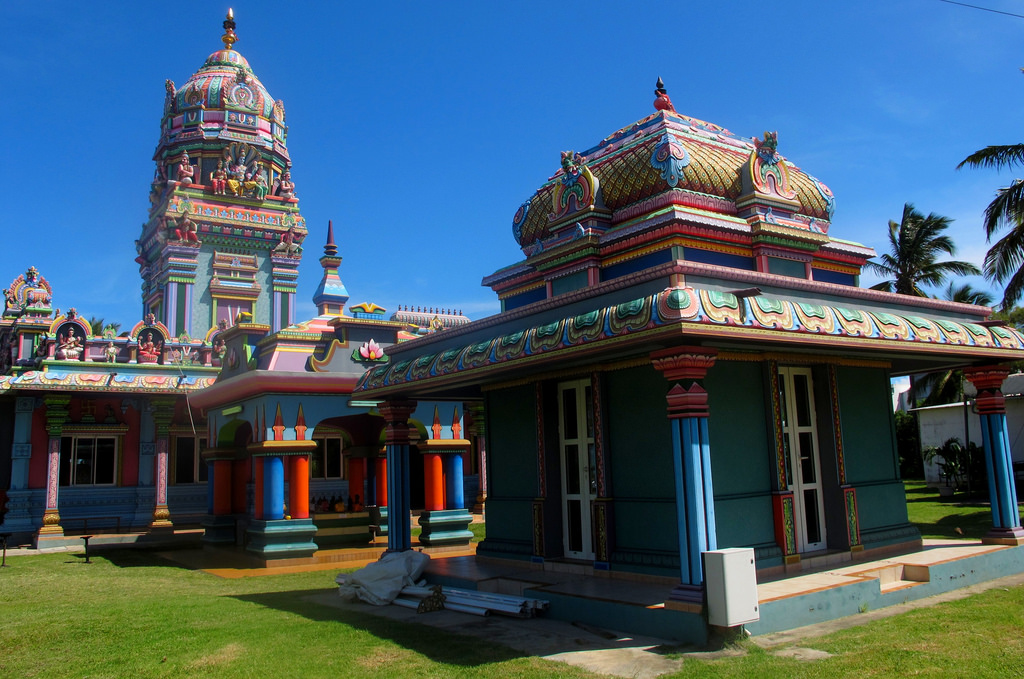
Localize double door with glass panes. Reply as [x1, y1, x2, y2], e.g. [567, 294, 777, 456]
[778, 367, 828, 553]
[558, 379, 597, 560]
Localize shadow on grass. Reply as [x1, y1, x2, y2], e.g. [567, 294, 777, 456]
[230, 588, 534, 668]
[911, 512, 995, 540]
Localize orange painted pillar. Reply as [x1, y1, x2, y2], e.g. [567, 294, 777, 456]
[213, 459, 233, 516]
[348, 458, 365, 507]
[290, 455, 309, 519]
[423, 453, 444, 511]
[375, 457, 388, 506]
[254, 457, 264, 520]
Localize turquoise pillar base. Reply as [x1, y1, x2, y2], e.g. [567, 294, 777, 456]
[201, 515, 237, 545]
[370, 505, 388, 537]
[312, 512, 373, 547]
[246, 518, 318, 559]
[418, 508, 473, 546]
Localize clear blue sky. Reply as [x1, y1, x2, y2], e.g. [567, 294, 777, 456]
[2, 1, 1023, 327]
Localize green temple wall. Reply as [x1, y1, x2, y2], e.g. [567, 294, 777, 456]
[605, 367, 679, 570]
[836, 365, 914, 542]
[475, 360, 916, 571]
[477, 384, 539, 559]
[706, 361, 777, 551]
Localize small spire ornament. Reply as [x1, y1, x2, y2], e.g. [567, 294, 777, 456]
[221, 8, 238, 50]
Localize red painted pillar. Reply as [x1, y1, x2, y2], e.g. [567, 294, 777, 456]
[424, 453, 444, 511]
[231, 459, 248, 514]
[254, 457, 264, 520]
[375, 457, 388, 506]
[348, 457, 365, 507]
[290, 455, 309, 519]
[213, 459, 233, 516]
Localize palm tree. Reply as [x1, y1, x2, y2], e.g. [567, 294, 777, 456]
[865, 203, 981, 296]
[913, 282, 994, 407]
[958, 142, 1024, 308]
[942, 282, 994, 307]
[88, 317, 121, 337]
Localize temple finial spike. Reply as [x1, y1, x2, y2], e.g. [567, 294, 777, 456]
[222, 8, 238, 50]
[324, 219, 338, 256]
[653, 77, 675, 113]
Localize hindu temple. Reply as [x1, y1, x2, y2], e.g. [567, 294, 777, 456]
[0, 11, 479, 557]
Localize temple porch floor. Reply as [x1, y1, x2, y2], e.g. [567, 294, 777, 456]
[420, 538, 1024, 640]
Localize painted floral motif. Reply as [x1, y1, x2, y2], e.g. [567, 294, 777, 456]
[354, 338, 387, 363]
[750, 131, 797, 200]
[549, 151, 599, 222]
[650, 132, 690, 187]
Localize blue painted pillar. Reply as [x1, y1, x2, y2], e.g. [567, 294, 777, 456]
[206, 461, 215, 514]
[380, 400, 417, 552]
[965, 366, 1024, 543]
[263, 456, 285, 520]
[445, 453, 465, 510]
[652, 346, 718, 603]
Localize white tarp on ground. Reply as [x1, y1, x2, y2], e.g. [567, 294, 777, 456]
[335, 550, 431, 606]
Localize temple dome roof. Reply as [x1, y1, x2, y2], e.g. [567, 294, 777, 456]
[172, 48, 277, 120]
[512, 104, 836, 248]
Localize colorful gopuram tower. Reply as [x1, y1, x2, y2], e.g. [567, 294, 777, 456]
[137, 10, 305, 342]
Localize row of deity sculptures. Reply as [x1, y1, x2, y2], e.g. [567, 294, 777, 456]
[173, 151, 295, 201]
[166, 210, 302, 257]
[52, 330, 228, 366]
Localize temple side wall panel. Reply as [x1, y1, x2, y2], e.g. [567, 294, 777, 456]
[705, 361, 777, 550]
[0, 399, 13, 492]
[477, 385, 539, 559]
[836, 366, 915, 545]
[605, 366, 678, 566]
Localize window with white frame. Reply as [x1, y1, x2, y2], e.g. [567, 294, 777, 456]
[59, 436, 118, 486]
[172, 436, 209, 484]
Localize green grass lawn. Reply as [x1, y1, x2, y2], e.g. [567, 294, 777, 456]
[666, 583, 1024, 678]
[0, 548, 587, 679]
[5, 498, 1024, 678]
[5, 544, 1024, 678]
[904, 480, 1024, 540]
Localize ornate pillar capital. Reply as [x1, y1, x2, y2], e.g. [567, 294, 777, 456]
[44, 395, 72, 436]
[379, 400, 417, 445]
[652, 346, 717, 419]
[965, 364, 1012, 415]
[650, 346, 717, 382]
[465, 402, 486, 438]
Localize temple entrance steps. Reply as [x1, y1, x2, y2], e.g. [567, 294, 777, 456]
[849, 563, 929, 593]
[749, 540, 1020, 635]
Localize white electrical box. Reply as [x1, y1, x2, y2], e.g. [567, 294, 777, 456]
[704, 547, 759, 627]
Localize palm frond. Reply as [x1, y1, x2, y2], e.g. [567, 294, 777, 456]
[957, 145, 1024, 171]
[982, 179, 1024, 238]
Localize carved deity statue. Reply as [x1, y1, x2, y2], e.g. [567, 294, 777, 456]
[253, 169, 268, 200]
[227, 160, 246, 197]
[176, 152, 195, 184]
[163, 79, 177, 116]
[56, 328, 83, 360]
[276, 170, 295, 199]
[272, 226, 302, 256]
[212, 337, 227, 365]
[174, 212, 200, 244]
[138, 331, 162, 363]
[209, 160, 227, 195]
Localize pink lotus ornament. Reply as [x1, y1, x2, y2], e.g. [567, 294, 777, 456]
[359, 339, 384, 361]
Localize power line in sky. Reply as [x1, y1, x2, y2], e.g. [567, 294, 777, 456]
[938, 0, 1024, 19]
